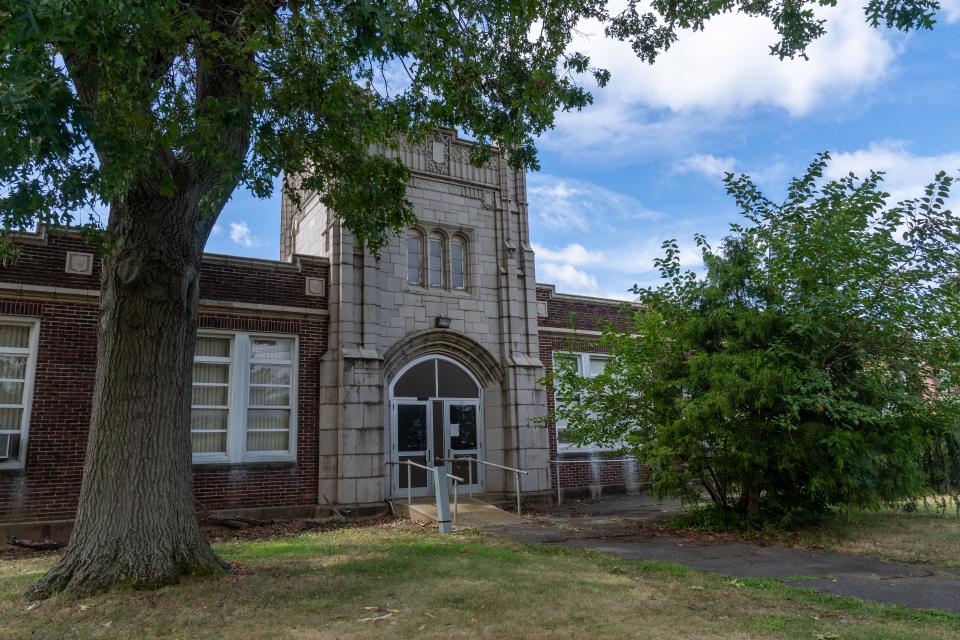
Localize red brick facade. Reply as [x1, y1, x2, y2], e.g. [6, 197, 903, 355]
[536, 285, 649, 499]
[0, 229, 329, 524]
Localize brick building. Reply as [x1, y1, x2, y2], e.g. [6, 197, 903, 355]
[0, 131, 641, 535]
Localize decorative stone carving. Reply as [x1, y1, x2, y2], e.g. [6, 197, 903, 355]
[481, 191, 495, 210]
[64, 251, 93, 276]
[305, 277, 326, 297]
[425, 132, 450, 175]
[536, 301, 548, 317]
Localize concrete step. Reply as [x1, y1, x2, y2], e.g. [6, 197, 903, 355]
[392, 496, 522, 528]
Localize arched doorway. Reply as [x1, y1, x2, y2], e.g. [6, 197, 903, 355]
[388, 355, 483, 497]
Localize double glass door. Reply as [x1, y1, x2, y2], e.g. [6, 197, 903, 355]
[392, 399, 482, 497]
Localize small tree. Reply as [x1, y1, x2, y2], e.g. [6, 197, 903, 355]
[552, 154, 960, 526]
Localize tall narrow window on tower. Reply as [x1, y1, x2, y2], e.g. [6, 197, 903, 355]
[406, 230, 422, 286]
[451, 236, 466, 289]
[429, 233, 445, 288]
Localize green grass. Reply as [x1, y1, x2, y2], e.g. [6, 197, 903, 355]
[1, 522, 958, 639]
[780, 508, 960, 568]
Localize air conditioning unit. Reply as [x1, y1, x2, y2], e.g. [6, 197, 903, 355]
[0, 434, 10, 460]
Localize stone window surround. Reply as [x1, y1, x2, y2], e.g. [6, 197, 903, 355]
[404, 223, 473, 295]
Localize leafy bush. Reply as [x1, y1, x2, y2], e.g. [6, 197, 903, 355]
[551, 154, 960, 527]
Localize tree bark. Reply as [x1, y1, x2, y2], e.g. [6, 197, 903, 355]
[27, 180, 226, 598]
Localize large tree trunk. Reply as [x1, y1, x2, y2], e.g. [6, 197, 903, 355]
[27, 183, 227, 599]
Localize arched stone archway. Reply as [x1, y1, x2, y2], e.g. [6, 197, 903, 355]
[382, 329, 503, 388]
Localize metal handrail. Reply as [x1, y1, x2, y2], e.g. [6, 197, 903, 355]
[442, 457, 529, 521]
[549, 457, 641, 505]
[385, 460, 465, 525]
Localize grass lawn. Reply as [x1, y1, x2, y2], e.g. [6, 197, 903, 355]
[778, 508, 960, 569]
[1, 521, 958, 640]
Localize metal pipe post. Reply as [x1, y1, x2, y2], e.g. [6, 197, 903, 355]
[468, 460, 473, 498]
[453, 480, 459, 526]
[514, 471, 521, 520]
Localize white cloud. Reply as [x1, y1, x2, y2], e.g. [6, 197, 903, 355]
[827, 141, 960, 204]
[229, 222, 257, 248]
[940, 0, 960, 23]
[543, 2, 898, 158]
[532, 242, 604, 266]
[527, 174, 661, 230]
[674, 153, 738, 179]
[211, 224, 223, 236]
[538, 262, 601, 295]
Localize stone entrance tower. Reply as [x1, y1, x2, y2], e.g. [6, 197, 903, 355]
[280, 130, 548, 507]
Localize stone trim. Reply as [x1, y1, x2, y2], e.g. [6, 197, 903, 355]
[381, 328, 504, 385]
[0, 282, 329, 319]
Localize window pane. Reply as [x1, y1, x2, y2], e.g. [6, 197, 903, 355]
[0, 325, 29, 349]
[451, 242, 465, 289]
[406, 235, 421, 285]
[247, 409, 291, 430]
[192, 385, 228, 406]
[247, 430, 290, 452]
[249, 385, 291, 407]
[251, 338, 293, 362]
[588, 356, 607, 377]
[191, 408, 228, 429]
[397, 404, 428, 451]
[196, 336, 231, 358]
[394, 360, 436, 398]
[193, 363, 229, 384]
[250, 364, 291, 385]
[429, 237, 444, 287]
[0, 433, 20, 462]
[437, 360, 479, 398]
[0, 407, 23, 430]
[0, 381, 24, 405]
[191, 431, 227, 454]
[0, 355, 26, 380]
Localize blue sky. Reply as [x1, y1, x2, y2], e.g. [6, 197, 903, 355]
[213, 2, 960, 301]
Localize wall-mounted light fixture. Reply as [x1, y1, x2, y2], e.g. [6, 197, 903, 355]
[435, 315, 452, 329]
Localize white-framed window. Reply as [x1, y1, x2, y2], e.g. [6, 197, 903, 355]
[552, 351, 610, 453]
[406, 230, 422, 286]
[0, 319, 39, 469]
[451, 237, 466, 290]
[191, 331, 298, 464]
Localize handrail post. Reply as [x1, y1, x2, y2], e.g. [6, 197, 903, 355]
[407, 463, 412, 506]
[433, 464, 452, 533]
[555, 460, 562, 505]
[468, 458, 474, 497]
[514, 471, 522, 521]
[453, 479, 459, 526]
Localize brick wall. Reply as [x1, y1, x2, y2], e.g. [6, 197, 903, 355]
[537, 286, 649, 496]
[0, 229, 329, 523]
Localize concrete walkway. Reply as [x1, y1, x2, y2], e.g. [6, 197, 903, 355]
[487, 495, 960, 613]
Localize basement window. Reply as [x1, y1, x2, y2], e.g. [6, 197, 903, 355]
[191, 331, 298, 464]
[0, 319, 39, 470]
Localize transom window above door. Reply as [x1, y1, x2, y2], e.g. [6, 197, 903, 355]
[392, 356, 479, 399]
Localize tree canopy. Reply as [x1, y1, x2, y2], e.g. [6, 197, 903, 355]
[552, 155, 960, 526]
[0, 1, 943, 252]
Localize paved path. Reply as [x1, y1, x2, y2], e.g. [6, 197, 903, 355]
[488, 495, 960, 613]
